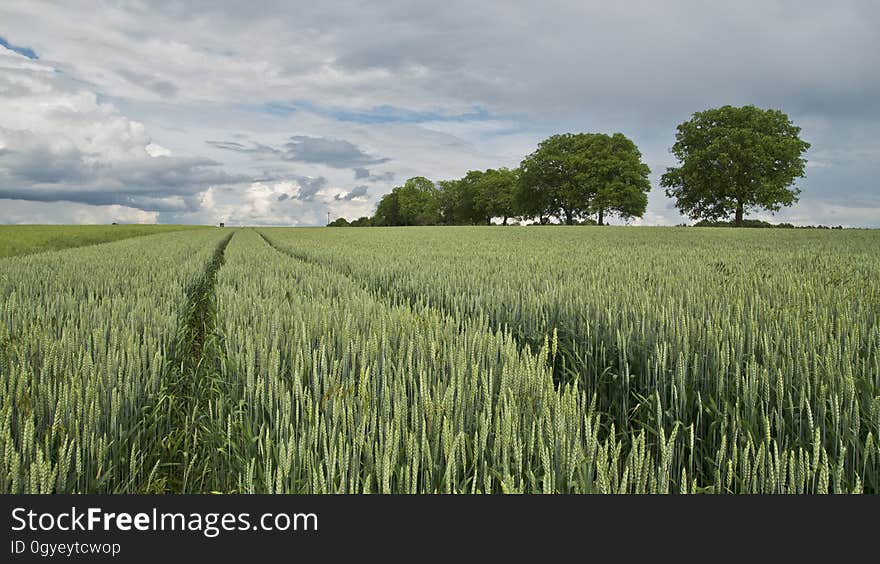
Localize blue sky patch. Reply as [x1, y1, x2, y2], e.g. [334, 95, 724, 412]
[249, 100, 493, 124]
[0, 35, 38, 59]
[259, 102, 298, 116]
[317, 104, 492, 124]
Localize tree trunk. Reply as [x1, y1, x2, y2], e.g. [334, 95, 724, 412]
[502, 216, 508, 225]
[598, 208, 604, 226]
[735, 201, 744, 227]
[539, 214, 547, 225]
[563, 208, 573, 225]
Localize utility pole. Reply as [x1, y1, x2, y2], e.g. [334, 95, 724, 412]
[327, 211, 331, 226]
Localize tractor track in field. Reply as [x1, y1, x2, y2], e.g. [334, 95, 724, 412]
[143, 231, 235, 493]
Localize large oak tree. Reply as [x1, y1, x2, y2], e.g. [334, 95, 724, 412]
[661, 105, 810, 227]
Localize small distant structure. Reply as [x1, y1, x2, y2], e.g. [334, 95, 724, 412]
[219, 222, 225, 227]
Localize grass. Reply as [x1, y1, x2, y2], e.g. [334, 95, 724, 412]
[0, 224, 207, 258]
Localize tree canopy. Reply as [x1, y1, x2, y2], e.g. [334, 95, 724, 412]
[660, 105, 810, 227]
[438, 168, 519, 225]
[518, 133, 650, 225]
[373, 176, 440, 226]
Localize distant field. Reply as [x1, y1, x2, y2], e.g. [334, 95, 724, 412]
[1, 226, 877, 493]
[0, 224, 206, 258]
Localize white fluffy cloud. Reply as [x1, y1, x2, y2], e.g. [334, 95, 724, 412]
[0, 45, 246, 214]
[177, 177, 376, 226]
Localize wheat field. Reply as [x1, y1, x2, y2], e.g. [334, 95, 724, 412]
[1, 226, 877, 493]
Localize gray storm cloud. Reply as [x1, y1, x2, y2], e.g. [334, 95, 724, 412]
[292, 175, 328, 201]
[209, 136, 389, 169]
[335, 185, 368, 201]
[116, 69, 179, 98]
[354, 168, 396, 183]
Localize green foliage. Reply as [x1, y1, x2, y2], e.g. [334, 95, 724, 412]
[661, 105, 810, 227]
[437, 168, 519, 225]
[438, 173, 481, 225]
[695, 218, 782, 228]
[0, 224, 203, 258]
[519, 133, 583, 224]
[373, 177, 440, 226]
[396, 177, 441, 225]
[693, 219, 847, 229]
[330, 217, 373, 227]
[589, 134, 652, 224]
[349, 216, 373, 227]
[476, 168, 519, 224]
[366, 132, 650, 229]
[519, 132, 650, 225]
[374, 190, 402, 226]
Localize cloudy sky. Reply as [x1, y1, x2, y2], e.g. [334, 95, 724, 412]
[0, 1, 877, 226]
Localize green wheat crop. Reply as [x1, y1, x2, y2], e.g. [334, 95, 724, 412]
[0, 229, 230, 492]
[1, 225, 876, 494]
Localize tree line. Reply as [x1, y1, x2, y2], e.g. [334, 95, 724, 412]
[329, 105, 810, 228]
